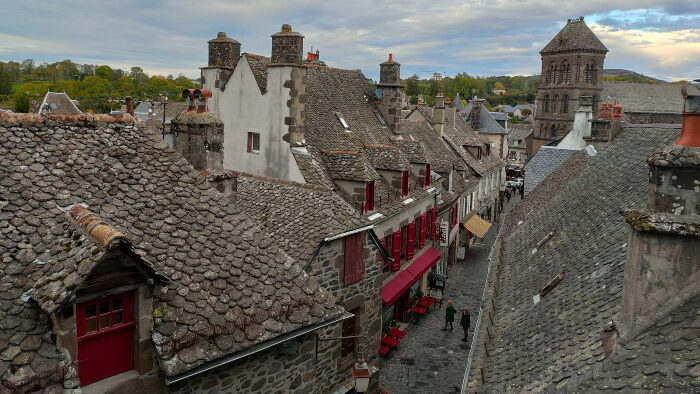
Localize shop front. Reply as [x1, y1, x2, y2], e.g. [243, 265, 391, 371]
[382, 247, 441, 324]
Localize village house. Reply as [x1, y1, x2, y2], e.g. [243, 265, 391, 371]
[0, 112, 381, 394]
[465, 83, 699, 392]
[32, 91, 82, 115]
[187, 24, 505, 368]
[507, 123, 531, 166]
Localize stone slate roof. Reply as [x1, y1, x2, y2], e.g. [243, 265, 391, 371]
[231, 172, 367, 262]
[602, 81, 683, 114]
[392, 138, 429, 164]
[322, 150, 379, 182]
[508, 124, 532, 148]
[480, 125, 685, 392]
[460, 101, 508, 135]
[540, 19, 608, 54]
[523, 146, 580, 194]
[489, 112, 508, 121]
[364, 144, 410, 171]
[0, 113, 344, 386]
[243, 53, 270, 94]
[133, 101, 187, 123]
[36, 92, 82, 115]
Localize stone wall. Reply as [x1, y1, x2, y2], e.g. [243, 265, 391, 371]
[626, 112, 682, 125]
[377, 87, 402, 132]
[306, 234, 383, 383]
[167, 332, 324, 394]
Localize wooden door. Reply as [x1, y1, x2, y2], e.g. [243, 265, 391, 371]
[77, 292, 134, 386]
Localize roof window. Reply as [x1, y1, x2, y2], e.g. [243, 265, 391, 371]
[335, 112, 351, 132]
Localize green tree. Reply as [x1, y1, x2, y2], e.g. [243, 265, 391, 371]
[0, 67, 12, 95]
[13, 82, 36, 112]
[405, 75, 420, 96]
[94, 65, 114, 81]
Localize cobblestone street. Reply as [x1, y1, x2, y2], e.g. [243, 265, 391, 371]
[379, 197, 518, 393]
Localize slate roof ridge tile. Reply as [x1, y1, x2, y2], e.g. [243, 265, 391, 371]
[228, 170, 332, 193]
[67, 205, 129, 248]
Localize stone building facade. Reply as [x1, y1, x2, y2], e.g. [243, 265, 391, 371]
[530, 17, 608, 158]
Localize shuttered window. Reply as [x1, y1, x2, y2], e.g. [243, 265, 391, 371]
[401, 171, 409, 197]
[344, 233, 365, 285]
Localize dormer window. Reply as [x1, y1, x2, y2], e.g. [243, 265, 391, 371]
[374, 110, 387, 128]
[336, 112, 351, 132]
[401, 171, 409, 197]
[365, 181, 375, 212]
[424, 164, 431, 187]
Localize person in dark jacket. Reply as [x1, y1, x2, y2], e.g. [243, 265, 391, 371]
[460, 307, 471, 342]
[443, 300, 456, 330]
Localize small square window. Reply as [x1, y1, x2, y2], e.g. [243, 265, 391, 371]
[247, 132, 260, 152]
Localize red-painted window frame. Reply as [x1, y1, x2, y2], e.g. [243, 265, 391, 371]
[344, 233, 365, 285]
[391, 230, 402, 272]
[430, 207, 437, 240]
[406, 221, 416, 260]
[247, 132, 253, 152]
[424, 164, 431, 186]
[365, 181, 375, 212]
[401, 171, 409, 197]
[419, 212, 428, 249]
[77, 292, 134, 341]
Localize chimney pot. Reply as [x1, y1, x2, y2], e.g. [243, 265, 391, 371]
[675, 83, 700, 147]
[389, 53, 393, 62]
[125, 96, 134, 116]
[281, 24, 292, 33]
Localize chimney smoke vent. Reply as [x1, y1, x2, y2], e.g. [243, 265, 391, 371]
[675, 83, 700, 147]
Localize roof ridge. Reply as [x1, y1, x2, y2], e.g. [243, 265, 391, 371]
[321, 149, 362, 155]
[304, 63, 361, 73]
[233, 170, 331, 193]
[0, 112, 137, 126]
[67, 205, 129, 248]
[243, 53, 271, 60]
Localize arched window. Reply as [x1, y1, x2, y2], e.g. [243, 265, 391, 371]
[543, 94, 550, 113]
[548, 63, 556, 85]
[589, 63, 597, 85]
[550, 124, 557, 138]
[562, 94, 569, 114]
[553, 66, 558, 84]
[560, 60, 571, 84]
[552, 95, 558, 113]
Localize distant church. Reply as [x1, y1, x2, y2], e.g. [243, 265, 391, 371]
[529, 16, 608, 157]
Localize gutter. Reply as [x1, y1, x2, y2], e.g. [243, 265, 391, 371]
[165, 312, 354, 385]
[323, 224, 375, 242]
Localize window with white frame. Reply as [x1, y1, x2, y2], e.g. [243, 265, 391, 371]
[247, 132, 260, 152]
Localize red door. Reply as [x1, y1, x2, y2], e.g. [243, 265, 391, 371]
[77, 292, 135, 386]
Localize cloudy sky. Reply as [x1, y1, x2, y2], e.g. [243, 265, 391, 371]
[1, 1, 698, 81]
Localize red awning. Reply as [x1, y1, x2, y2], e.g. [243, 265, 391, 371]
[382, 247, 441, 305]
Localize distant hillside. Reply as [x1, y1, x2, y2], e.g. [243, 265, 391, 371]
[602, 69, 665, 83]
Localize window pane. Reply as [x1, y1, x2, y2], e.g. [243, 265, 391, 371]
[100, 301, 110, 315]
[113, 298, 123, 311]
[99, 315, 111, 329]
[85, 304, 97, 318]
[112, 312, 123, 325]
[85, 319, 97, 333]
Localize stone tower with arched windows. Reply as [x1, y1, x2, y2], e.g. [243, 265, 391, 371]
[529, 16, 608, 157]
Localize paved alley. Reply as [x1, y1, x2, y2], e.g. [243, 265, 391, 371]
[379, 197, 519, 393]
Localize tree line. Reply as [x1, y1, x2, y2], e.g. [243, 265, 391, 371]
[402, 73, 540, 108]
[0, 59, 197, 113]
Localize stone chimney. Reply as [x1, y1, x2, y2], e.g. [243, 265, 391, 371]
[471, 99, 485, 130]
[125, 96, 134, 117]
[208, 32, 241, 69]
[270, 24, 306, 146]
[270, 24, 304, 65]
[573, 95, 593, 139]
[171, 99, 224, 172]
[434, 93, 445, 136]
[377, 54, 403, 132]
[619, 84, 700, 341]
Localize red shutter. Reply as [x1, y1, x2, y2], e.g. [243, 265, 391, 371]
[424, 164, 431, 186]
[247, 133, 252, 152]
[419, 213, 427, 249]
[344, 233, 364, 285]
[391, 230, 402, 272]
[430, 207, 437, 240]
[406, 221, 416, 260]
[365, 181, 375, 212]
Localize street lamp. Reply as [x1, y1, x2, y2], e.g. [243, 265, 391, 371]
[352, 359, 372, 392]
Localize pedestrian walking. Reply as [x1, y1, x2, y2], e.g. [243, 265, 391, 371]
[506, 190, 511, 202]
[443, 300, 456, 330]
[460, 308, 471, 342]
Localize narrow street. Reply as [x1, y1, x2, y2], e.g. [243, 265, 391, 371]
[379, 196, 519, 393]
